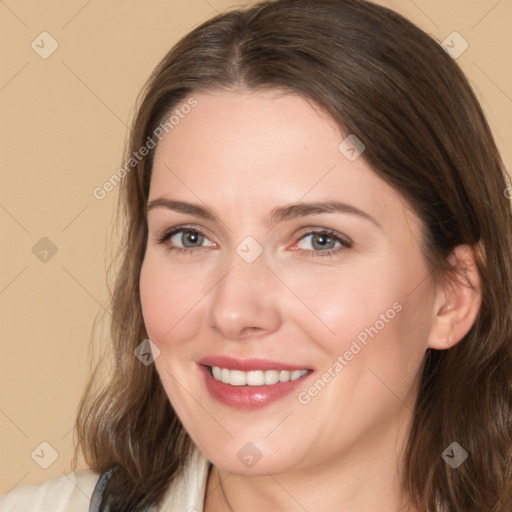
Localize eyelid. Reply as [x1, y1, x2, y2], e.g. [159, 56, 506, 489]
[293, 226, 352, 247]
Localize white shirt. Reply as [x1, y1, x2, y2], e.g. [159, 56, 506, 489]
[0, 446, 211, 511]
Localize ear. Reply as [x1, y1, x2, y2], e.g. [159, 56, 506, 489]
[427, 244, 482, 350]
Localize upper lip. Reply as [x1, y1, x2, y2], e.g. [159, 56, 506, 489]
[198, 356, 312, 372]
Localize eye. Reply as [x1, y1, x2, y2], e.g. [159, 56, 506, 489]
[157, 226, 216, 253]
[292, 229, 352, 257]
[156, 225, 352, 258]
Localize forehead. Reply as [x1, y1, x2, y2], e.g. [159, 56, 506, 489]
[149, 89, 415, 230]
[154, 88, 341, 171]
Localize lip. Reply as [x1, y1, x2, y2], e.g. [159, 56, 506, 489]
[198, 356, 311, 372]
[197, 356, 313, 410]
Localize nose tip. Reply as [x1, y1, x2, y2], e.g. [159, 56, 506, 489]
[211, 323, 266, 341]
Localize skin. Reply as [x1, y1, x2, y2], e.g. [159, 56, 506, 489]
[139, 89, 481, 511]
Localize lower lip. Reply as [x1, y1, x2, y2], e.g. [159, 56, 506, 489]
[199, 365, 312, 410]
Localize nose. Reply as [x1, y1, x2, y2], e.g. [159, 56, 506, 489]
[206, 248, 282, 341]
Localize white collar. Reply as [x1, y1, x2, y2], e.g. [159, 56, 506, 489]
[160, 445, 211, 511]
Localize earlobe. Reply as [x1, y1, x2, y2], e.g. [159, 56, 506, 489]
[427, 245, 482, 350]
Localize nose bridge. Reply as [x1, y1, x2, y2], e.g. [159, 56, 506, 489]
[207, 240, 281, 339]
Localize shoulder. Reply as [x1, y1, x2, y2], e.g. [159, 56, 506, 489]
[0, 469, 101, 512]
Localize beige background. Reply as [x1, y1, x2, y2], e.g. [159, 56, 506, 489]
[1, 0, 511, 495]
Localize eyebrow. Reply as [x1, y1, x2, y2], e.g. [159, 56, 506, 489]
[146, 198, 380, 227]
[270, 200, 379, 226]
[146, 198, 217, 219]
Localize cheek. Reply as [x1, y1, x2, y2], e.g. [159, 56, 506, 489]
[139, 253, 204, 348]
[288, 253, 434, 373]
[283, 263, 407, 355]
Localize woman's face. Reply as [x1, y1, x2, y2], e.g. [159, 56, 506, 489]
[140, 89, 438, 475]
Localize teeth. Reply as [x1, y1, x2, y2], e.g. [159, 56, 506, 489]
[279, 370, 290, 382]
[264, 370, 279, 385]
[210, 366, 308, 386]
[247, 371, 264, 386]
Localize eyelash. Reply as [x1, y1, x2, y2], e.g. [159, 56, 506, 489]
[156, 225, 352, 258]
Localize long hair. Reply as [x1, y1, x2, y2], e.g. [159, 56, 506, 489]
[73, 1, 512, 510]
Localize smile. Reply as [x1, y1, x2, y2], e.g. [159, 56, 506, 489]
[197, 357, 314, 409]
[210, 366, 309, 386]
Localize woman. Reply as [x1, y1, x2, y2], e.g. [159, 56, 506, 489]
[3, 0, 511, 510]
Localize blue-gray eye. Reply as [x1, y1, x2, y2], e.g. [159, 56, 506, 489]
[171, 230, 205, 248]
[298, 232, 340, 251]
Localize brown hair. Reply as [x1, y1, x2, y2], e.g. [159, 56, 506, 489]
[73, 0, 512, 510]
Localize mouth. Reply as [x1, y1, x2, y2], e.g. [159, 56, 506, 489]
[197, 357, 314, 409]
[208, 366, 310, 386]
